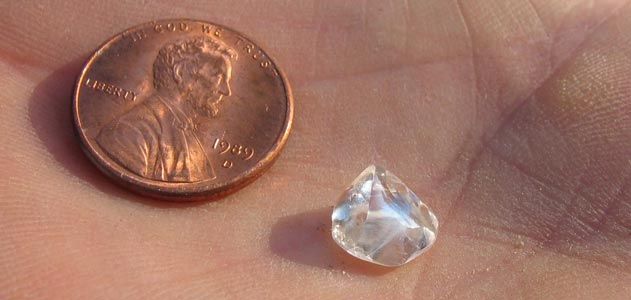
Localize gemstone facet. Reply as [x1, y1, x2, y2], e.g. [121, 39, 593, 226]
[331, 165, 438, 267]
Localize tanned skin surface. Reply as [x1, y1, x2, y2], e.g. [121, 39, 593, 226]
[1, 1, 630, 299]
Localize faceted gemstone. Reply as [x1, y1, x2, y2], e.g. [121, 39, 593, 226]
[331, 165, 438, 267]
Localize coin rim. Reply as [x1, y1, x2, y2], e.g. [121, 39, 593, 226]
[73, 19, 294, 200]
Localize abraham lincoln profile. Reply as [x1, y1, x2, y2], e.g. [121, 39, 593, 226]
[97, 37, 237, 182]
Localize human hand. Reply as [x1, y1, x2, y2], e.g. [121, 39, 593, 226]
[1, 0, 630, 298]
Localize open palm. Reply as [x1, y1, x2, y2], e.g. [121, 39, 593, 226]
[1, 1, 630, 299]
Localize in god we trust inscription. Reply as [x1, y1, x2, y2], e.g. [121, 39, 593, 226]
[73, 20, 293, 200]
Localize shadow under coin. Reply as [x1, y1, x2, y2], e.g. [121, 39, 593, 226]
[27, 57, 204, 209]
[269, 207, 394, 276]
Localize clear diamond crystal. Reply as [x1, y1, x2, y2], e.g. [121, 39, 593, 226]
[331, 165, 438, 267]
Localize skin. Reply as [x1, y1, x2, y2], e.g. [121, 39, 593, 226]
[0, 0, 630, 299]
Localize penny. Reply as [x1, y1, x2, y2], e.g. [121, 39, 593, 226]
[73, 19, 293, 200]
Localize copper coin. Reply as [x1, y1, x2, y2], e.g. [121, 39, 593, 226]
[73, 19, 293, 200]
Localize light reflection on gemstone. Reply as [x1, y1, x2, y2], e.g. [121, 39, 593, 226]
[331, 165, 438, 267]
